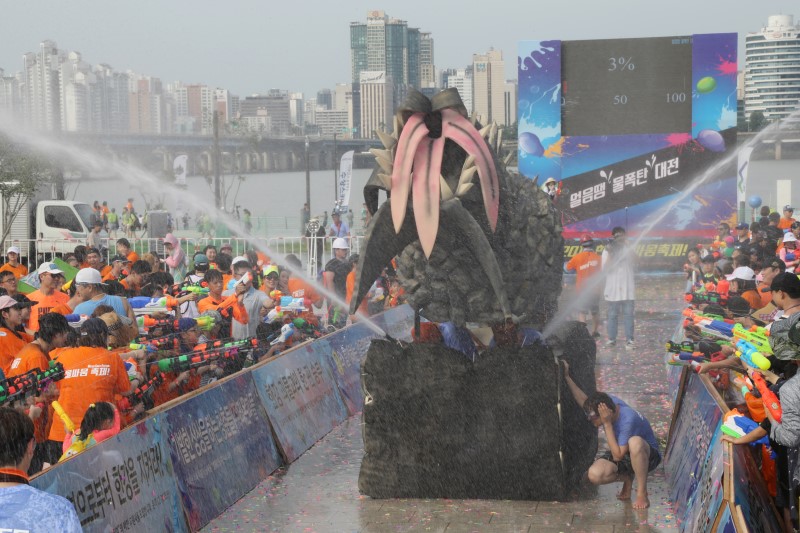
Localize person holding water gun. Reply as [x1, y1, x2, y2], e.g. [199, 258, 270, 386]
[779, 233, 798, 273]
[56, 401, 121, 461]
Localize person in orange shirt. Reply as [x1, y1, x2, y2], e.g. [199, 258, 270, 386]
[102, 255, 129, 282]
[345, 254, 369, 317]
[0, 270, 18, 297]
[778, 205, 796, 231]
[26, 262, 69, 332]
[285, 254, 323, 309]
[197, 269, 248, 335]
[0, 246, 28, 278]
[0, 295, 34, 375]
[85, 248, 108, 277]
[7, 312, 72, 472]
[756, 258, 786, 308]
[726, 266, 762, 311]
[47, 318, 135, 450]
[116, 238, 139, 264]
[565, 235, 603, 337]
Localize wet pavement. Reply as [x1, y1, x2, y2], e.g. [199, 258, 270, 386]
[203, 274, 686, 532]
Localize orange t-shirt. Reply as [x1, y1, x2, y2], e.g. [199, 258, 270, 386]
[740, 289, 763, 311]
[127, 251, 140, 263]
[757, 281, 773, 308]
[48, 346, 130, 442]
[26, 289, 69, 331]
[0, 262, 27, 278]
[100, 264, 113, 278]
[346, 271, 368, 315]
[7, 342, 49, 378]
[50, 303, 74, 315]
[198, 294, 249, 326]
[0, 328, 32, 375]
[566, 250, 602, 290]
[287, 277, 320, 306]
[778, 217, 796, 230]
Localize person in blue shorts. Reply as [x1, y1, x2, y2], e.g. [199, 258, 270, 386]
[564, 361, 661, 509]
[0, 407, 82, 532]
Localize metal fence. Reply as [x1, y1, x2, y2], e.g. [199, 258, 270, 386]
[6, 234, 364, 279]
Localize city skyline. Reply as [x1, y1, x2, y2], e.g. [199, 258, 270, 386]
[0, 1, 795, 99]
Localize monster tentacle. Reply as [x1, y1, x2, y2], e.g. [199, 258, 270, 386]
[412, 136, 445, 258]
[440, 198, 511, 319]
[390, 114, 429, 233]
[440, 109, 500, 232]
[349, 201, 418, 315]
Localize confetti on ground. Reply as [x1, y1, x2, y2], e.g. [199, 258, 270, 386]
[202, 275, 685, 532]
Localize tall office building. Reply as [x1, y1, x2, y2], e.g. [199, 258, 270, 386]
[350, 10, 434, 133]
[360, 71, 393, 140]
[289, 92, 304, 132]
[744, 14, 800, 122]
[472, 49, 506, 125]
[0, 69, 23, 121]
[443, 67, 473, 115]
[316, 89, 332, 110]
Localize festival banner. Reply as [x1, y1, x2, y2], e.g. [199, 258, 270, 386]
[337, 150, 354, 213]
[251, 343, 348, 462]
[682, 425, 726, 533]
[31, 414, 187, 533]
[665, 372, 724, 522]
[325, 306, 415, 413]
[730, 442, 782, 532]
[714, 501, 735, 533]
[162, 373, 282, 531]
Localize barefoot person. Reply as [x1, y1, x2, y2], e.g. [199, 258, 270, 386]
[563, 362, 661, 509]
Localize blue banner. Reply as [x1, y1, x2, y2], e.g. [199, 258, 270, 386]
[682, 425, 726, 533]
[162, 372, 282, 531]
[665, 372, 723, 522]
[251, 343, 348, 462]
[31, 414, 186, 533]
[731, 442, 782, 532]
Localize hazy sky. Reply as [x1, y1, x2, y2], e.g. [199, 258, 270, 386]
[1, 1, 795, 97]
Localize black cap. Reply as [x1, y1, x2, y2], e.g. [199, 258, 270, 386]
[110, 254, 130, 263]
[735, 223, 749, 230]
[765, 257, 786, 273]
[12, 293, 37, 308]
[770, 273, 800, 298]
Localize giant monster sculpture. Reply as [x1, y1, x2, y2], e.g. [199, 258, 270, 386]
[351, 89, 597, 500]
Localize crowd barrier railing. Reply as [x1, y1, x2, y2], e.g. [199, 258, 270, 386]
[666, 328, 783, 532]
[29, 305, 415, 532]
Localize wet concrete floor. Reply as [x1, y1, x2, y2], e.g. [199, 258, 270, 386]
[203, 274, 686, 532]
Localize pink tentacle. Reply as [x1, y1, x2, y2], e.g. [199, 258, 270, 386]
[412, 136, 444, 258]
[390, 114, 430, 233]
[440, 109, 499, 231]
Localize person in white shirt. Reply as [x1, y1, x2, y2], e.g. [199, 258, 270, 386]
[602, 227, 636, 347]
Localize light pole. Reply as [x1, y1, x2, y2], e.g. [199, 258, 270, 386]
[305, 136, 310, 216]
[333, 132, 338, 205]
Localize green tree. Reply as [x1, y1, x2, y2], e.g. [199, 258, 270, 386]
[501, 121, 518, 140]
[749, 111, 767, 132]
[0, 139, 52, 250]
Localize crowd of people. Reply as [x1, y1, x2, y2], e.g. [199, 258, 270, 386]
[0, 227, 408, 495]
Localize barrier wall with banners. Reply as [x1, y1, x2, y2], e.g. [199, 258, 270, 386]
[28, 306, 415, 532]
[666, 321, 783, 532]
[518, 34, 738, 266]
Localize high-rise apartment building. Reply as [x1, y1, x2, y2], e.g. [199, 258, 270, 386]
[0, 69, 23, 121]
[472, 49, 506, 125]
[22, 40, 64, 131]
[419, 33, 436, 89]
[289, 92, 304, 132]
[316, 89, 332, 110]
[744, 14, 800, 122]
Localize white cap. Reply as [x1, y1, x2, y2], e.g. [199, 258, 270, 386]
[726, 266, 755, 281]
[37, 262, 64, 276]
[231, 255, 248, 266]
[332, 237, 349, 250]
[783, 232, 797, 243]
[6, 246, 20, 255]
[74, 268, 104, 285]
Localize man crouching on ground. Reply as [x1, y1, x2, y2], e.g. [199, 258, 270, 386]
[563, 361, 661, 509]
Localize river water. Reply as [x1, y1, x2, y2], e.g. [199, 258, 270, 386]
[63, 168, 374, 237]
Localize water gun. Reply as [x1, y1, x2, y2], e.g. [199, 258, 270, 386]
[64, 314, 90, 328]
[129, 296, 181, 312]
[721, 413, 770, 445]
[732, 324, 772, 355]
[52, 400, 76, 433]
[682, 307, 733, 324]
[786, 251, 796, 262]
[665, 340, 697, 354]
[734, 339, 771, 370]
[136, 315, 215, 333]
[278, 296, 306, 312]
[117, 372, 164, 412]
[130, 335, 181, 353]
[0, 362, 65, 405]
[684, 291, 727, 306]
[751, 372, 782, 423]
[123, 358, 141, 381]
[292, 318, 322, 338]
[667, 351, 707, 365]
[733, 374, 754, 396]
[156, 345, 241, 373]
[192, 337, 259, 353]
[683, 313, 735, 339]
[265, 307, 284, 323]
[167, 280, 209, 297]
[270, 323, 295, 346]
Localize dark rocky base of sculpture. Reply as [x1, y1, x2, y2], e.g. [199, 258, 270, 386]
[359, 321, 597, 500]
